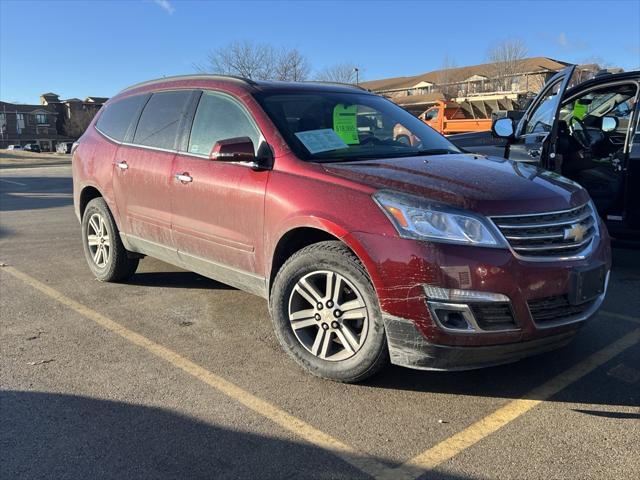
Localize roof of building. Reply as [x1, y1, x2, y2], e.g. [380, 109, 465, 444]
[85, 96, 109, 103]
[361, 57, 571, 92]
[0, 101, 58, 114]
[392, 92, 447, 106]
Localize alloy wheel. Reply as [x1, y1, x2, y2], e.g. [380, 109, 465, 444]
[288, 270, 369, 361]
[86, 213, 111, 268]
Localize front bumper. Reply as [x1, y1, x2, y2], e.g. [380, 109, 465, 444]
[346, 226, 611, 370]
[383, 278, 607, 370]
[383, 313, 580, 370]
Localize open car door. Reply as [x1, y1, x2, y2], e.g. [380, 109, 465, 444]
[500, 66, 576, 168]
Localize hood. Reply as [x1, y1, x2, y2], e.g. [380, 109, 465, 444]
[322, 154, 589, 216]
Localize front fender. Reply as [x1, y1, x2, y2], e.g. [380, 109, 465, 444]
[265, 215, 385, 300]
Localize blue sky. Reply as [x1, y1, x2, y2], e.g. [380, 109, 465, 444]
[1, 0, 639, 103]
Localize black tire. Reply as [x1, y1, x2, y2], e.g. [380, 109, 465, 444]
[270, 241, 388, 382]
[81, 197, 139, 282]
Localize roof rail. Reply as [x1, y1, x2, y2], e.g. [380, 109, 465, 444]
[301, 80, 369, 91]
[119, 74, 256, 94]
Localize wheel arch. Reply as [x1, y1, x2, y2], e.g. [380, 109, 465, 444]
[267, 222, 382, 299]
[78, 184, 124, 233]
[79, 185, 103, 218]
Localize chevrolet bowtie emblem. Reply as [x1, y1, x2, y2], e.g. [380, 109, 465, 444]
[564, 223, 587, 242]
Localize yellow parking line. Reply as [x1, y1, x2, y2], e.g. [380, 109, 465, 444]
[1, 266, 391, 479]
[387, 327, 640, 478]
[4, 264, 639, 480]
[600, 310, 640, 326]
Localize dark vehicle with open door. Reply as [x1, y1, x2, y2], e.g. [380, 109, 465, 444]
[451, 67, 640, 243]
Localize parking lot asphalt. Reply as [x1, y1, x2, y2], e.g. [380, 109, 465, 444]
[1, 155, 639, 480]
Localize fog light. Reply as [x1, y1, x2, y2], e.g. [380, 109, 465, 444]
[434, 309, 470, 330]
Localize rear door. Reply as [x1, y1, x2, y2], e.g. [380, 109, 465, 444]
[112, 90, 192, 248]
[170, 90, 269, 295]
[507, 66, 575, 167]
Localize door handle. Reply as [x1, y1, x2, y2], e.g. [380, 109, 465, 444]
[115, 161, 128, 170]
[175, 173, 193, 183]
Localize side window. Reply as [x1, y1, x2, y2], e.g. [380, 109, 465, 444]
[424, 109, 438, 121]
[525, 79, 562, 134]
[133, 90, 191, 150]
[188, 91, 261, 155]
[95, 95, 147, 142]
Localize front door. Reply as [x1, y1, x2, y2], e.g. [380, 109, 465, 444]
[506, 66, 575, 168]
[113, 90, 192, 248]
[170, 90, 268, 294]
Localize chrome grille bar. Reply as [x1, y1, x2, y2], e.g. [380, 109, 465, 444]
[491, 203, 597, 259]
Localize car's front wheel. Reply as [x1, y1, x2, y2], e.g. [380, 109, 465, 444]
[81, 197, 138, 282]
[270, 241, 388, 382]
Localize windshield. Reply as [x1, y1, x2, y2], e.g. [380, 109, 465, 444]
[560, 87, 637, 122]
[254, 90, 460, 162]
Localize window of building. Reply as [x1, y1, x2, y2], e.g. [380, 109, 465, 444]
[95, 94, 148, 142]
[133, 90, 192, 150]
[36, 114, 47, 124]
[0, 113, 6, 134]
[16, 114, 25, 133]
[188, 91, 261, 155]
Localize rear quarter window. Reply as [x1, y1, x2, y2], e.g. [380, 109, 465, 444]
[96, 94, 147, 142]
[133, 90, 192, 150]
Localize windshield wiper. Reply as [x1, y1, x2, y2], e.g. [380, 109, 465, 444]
[314, 148, 460, 163]
[413, 148, 458, 155]
[390, 148, 459, 158]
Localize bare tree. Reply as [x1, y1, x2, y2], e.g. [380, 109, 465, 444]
[64, 108, 98, 139]
[314, 63, 361, 84]
[434, 54, 457, 96]
[195, 40, 310, 81]
[486, 39, 529, 91]
[274, 48, 310, 81]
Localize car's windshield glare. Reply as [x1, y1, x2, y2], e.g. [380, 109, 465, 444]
[255, 91, 460, 162]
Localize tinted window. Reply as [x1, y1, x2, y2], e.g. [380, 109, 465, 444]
[133, 90, 191, 150]
[255, 91, 459, 162]
[96, 95, 147, 142]
[188, 91, 260, 155]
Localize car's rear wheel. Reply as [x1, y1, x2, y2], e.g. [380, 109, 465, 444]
[270, 241, 388, 382]
[81, 197, 138, 282]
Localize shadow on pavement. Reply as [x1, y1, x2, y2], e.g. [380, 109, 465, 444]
[0, 176, 73, 211]
[0, 390, 472, 480]
[0, 160, 71, 169]
[128, 271, 236, 290]
[572, 409, 640, 419]
[365, 325, 639, 408]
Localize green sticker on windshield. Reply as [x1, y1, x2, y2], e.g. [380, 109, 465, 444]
[333, 104, 359, 144]
[573, 100, 588, 120]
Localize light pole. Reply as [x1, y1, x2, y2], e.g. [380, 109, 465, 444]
[354, 67, 359, 86]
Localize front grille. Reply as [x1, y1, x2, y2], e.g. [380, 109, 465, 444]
[528, 295, 594, 324]
[470, 302, 517, 331]
[491, 203, 597, 259]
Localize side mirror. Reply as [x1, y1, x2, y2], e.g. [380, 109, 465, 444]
[601, 116, 618, 133]
[210, 137, 256, 163]
[492, 117, 515, 139]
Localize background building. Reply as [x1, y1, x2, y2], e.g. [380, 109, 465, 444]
[0, 93, 107, 150]
[361, 57, 621, 114]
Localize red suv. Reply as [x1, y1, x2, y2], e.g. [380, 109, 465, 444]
[73, 75, 611, 382]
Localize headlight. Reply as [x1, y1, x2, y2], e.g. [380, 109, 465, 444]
[373, 191, 505, 247]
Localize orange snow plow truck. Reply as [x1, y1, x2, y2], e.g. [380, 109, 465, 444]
[419, 100, 494, 135]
